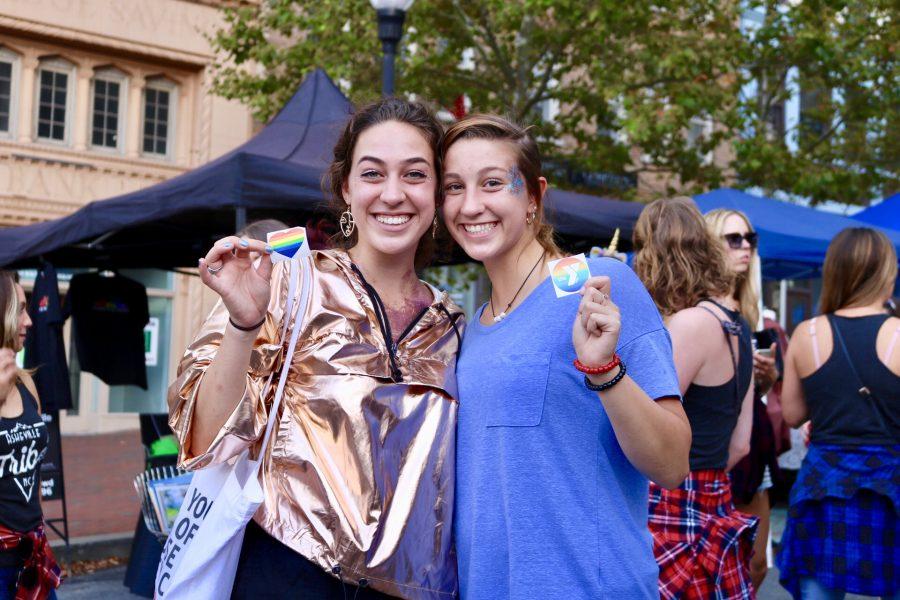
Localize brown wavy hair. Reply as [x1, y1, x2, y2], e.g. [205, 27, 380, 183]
[324, 97, 444, 268]
[820, 227, 897, 314]
[633, 197, 734, 316]
[439, 114, 562, 257]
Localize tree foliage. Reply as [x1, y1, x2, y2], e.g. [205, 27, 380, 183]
[735, 0, 898, 203]
[210, 0, 898, 204]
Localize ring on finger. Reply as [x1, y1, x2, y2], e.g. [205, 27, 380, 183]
[207, 263, 224, 275]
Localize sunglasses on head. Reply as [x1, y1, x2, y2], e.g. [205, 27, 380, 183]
[723, 231, 758, 250]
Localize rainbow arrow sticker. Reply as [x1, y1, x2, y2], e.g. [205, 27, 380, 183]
[267, 226, 310, 263]
[548, 253, 590, 297]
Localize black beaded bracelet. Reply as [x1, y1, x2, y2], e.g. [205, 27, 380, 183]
[583, 360, 627, 392]
[229, 316, 266, 332]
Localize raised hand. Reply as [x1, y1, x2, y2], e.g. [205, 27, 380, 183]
[753, 343, 778, 395]
[198, 237, 274, 328]
[0, 348, 18, 405]
[572, 276, 621, 368]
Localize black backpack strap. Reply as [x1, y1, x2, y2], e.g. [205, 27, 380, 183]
[697, 302, 741, 410]
[827, 314, 898, 442]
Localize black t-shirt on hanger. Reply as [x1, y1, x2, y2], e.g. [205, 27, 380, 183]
[24, 263, 73, 411]
[63, 272, 150, 390]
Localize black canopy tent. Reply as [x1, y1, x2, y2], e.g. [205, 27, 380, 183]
[0, 69, 641, 270]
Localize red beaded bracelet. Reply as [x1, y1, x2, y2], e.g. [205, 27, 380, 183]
[573, 354, 621, 375]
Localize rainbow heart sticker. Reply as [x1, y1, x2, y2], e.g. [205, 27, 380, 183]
[267, 226, 310, 263]
[548, 253, 590, 297]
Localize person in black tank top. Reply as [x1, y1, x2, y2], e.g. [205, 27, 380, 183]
[0, 271, 62, 600]
[707, 208, 782, 591]
[778, 228, 900, 599]
[634, 197, 758, 600]
[682, 300, 754, 471]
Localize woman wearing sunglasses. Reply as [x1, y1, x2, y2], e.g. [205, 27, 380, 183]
[707, 209, 781, 592]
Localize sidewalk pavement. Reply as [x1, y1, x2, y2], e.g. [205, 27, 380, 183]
[49, 470, 868, 599]
[54, 565, 799, 599]
[45, 430, 146, 542]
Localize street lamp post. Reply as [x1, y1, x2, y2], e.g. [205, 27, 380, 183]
[370, 0, 415, 96]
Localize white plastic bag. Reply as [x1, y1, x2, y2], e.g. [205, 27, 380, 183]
[156, 260, 309, 599]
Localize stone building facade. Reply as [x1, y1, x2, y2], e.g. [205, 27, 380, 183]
[1, 0, 254, 433]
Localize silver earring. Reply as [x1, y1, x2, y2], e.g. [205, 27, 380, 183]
[340, 209, 356, 238]
[432, 214, 439, 239]
[526, 208, 537, 226]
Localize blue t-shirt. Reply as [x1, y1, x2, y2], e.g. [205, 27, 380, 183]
[454, 257, 681, 599]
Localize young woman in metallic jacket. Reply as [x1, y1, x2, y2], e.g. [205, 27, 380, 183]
[169, 98, 464, 600]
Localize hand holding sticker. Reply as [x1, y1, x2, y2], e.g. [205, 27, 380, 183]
[572, 275, 621, 370]
[548, 253, 590, 298]
[267, 226, 311, 263]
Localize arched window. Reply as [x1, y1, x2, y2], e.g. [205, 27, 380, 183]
[0, 47, 22, 139]
[91, 67, 128, 152]
[35, 57, 76, 144]
[142, 77, 177, 159]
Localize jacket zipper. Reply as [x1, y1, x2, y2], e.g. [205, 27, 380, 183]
[351, 264, 431, 383]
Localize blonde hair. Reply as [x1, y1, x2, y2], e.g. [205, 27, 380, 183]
[705, 208, 761, 328]
[0, 270, 31, 386]
[820, 227, 897, 314]
[440, 114, 562, 258]
[0, 271, 20, 350]
[633, 197, 734, 316]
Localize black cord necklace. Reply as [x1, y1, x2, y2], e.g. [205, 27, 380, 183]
[490, 251, 546, 323]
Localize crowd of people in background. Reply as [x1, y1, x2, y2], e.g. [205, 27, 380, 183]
[0, 97, 896, 600]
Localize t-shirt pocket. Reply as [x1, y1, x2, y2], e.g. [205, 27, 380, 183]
[484, 351, 551, 427]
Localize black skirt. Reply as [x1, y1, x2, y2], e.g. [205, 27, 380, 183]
[231, 520, 398, 600]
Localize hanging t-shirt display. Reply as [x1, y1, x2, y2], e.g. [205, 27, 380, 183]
[64, 272, 150, 389]
[24, 263, 73, 411]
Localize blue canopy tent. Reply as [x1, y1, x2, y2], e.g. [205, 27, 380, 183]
[853, 192, 900, 229]
[0, 68, 641, 269]
[694, 188, 900, 280]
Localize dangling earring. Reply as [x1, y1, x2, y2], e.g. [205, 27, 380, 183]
[340, 209, 356, 238]
[526, 207, 537, 226]
[432, 214, 439, 239]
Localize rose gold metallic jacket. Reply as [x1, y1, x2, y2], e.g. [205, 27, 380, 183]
[168, 250, 464, 599]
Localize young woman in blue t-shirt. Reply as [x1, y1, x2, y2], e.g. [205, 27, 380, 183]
[439, 114, 691, 599]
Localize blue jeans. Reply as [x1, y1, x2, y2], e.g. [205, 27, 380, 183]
[800, 578, 900, 600]
[0, 566, 57, 600]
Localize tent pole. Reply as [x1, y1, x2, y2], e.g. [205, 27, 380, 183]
[235, 207, 247, 234]
[779, 279, 788, 330]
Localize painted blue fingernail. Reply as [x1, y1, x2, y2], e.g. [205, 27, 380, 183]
[264, 244, 273, 253]
[223, 242, 233, 249]
[239, 239, 249, 248]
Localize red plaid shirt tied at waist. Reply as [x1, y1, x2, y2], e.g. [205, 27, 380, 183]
[0, 524, 62, 600]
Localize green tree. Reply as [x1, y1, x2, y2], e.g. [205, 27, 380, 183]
[210, 0, 897, 204]
[735, 0, 898, 204]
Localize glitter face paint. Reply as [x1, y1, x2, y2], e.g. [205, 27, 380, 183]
[506, 166, 524, 196]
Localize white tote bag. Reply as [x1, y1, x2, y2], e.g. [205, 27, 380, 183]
[155, 260, 310, 599]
